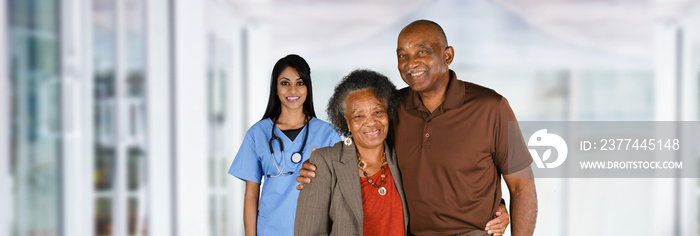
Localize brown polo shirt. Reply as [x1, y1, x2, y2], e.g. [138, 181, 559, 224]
[394, 70, 532, 235]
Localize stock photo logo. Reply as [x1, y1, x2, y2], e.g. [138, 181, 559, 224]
[527, 129, 568, 169]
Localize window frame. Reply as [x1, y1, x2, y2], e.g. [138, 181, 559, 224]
[0, 0, 10, 233]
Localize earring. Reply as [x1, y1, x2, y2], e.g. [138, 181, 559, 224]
[344, 137, 353, 146]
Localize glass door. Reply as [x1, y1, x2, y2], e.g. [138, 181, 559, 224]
[8, 0, 62, 235]
[92, 0, 148, 235]
[207, 34, 232, 236]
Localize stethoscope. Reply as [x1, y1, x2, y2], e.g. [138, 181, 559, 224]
[267, 118, 309, 178]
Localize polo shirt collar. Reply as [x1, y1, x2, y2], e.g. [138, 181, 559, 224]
[406, 70, 465, 111]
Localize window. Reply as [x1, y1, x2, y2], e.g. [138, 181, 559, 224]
[8, 0, 62, 235]
[93, 0, 148, 235]
[207, 35, 231, 236]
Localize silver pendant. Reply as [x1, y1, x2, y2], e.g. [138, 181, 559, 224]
[378, 187, 387, 196]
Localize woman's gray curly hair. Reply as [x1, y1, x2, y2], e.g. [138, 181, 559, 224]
[326, 69, 399, 137]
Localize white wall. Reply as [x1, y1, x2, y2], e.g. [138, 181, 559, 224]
[243, 22, 271, 128]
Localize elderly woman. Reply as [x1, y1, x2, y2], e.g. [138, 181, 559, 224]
[294, 69, 406, 235]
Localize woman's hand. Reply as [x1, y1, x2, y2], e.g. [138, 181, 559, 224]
[485, 203, 510, 236]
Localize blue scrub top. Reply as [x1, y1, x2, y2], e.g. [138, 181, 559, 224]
[229, 117, 341, 236]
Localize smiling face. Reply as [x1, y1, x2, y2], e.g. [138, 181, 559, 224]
[344, 89, 389, 150]
[396, 22, 454, 94]
[276, 66, 307, 112]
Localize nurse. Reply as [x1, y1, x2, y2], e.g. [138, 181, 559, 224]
[228, 54, 341, 236]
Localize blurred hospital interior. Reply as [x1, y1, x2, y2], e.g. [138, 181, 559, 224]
[1, 0, 700, 235]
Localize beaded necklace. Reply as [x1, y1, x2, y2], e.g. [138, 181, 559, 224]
[358, 151, 388, 196]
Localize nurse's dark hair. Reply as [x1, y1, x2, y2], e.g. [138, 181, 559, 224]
[327, 69, 399, 137]
[261, 54, 317, 120]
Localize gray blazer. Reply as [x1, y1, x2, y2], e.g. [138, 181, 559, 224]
[294, 141, 409, 236]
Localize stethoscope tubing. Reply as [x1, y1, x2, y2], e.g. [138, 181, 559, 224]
[267, 117, 309, 177]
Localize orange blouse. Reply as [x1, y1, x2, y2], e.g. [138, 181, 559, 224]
[361, 164, 405, 236]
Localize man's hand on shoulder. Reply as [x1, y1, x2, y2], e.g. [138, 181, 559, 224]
[296, 147, 318, 190]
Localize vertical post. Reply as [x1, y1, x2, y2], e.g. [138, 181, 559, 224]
[114, 0, 128, 235]
[61, 0, 89, 235]
[562, 69, 576, 236]
[173, 0, 209, 235]
[655, 24, 680, 120]
[82, 0, 96, 235]
[673, 27, 683, 236]
[62, 0, 95, 235]
[679, 6, 700, 235]
[652, 20, 679, 236]
[0, 0, 10, 235]
[168, 0, 178, 234]
[146, 0, 173, 235]
[228, 26, 246, 236]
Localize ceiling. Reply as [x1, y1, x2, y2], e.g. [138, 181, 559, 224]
[222, 0, 700, 67]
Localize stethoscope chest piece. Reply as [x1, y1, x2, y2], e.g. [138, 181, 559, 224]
[267, 118, 310, 177]
[291, 152, 302, 164]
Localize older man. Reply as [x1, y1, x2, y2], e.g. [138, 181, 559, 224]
[299, 20, 537, 236]
[393, 20, 537, 235]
